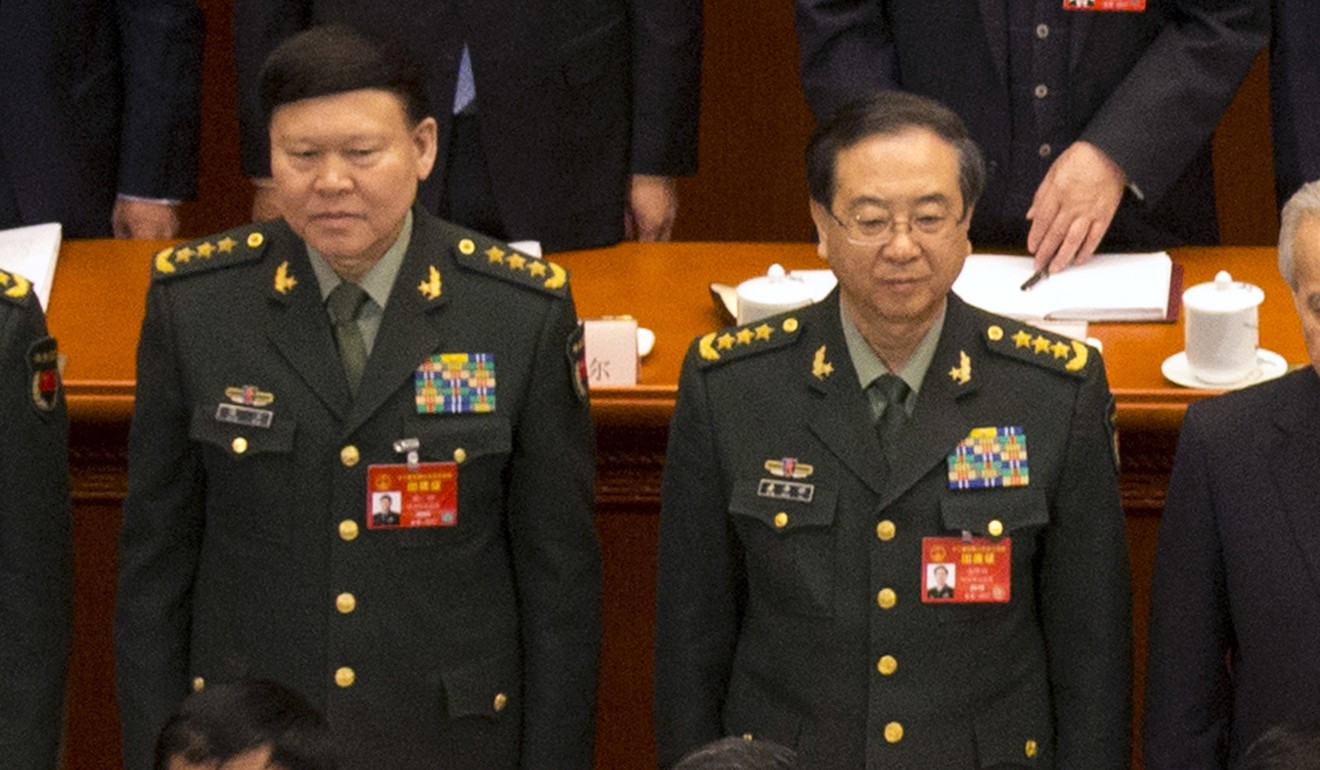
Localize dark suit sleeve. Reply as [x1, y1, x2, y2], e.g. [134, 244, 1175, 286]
[506, 289, 602, 770]
[626, 0, 702, 176]
[1270, 0, 1320, 205]
[1039, 354, 1132, 767]
[0, 302, 72, 770]
[114, 283, 207, 770]
[653, 343, 742, 768]
[115, 0, 205, 199]
[1079, 0, 1268, 208]
[1142, 406, 1232, 769]
[794, 0, 899, 124]
[233, 0, 313, 179]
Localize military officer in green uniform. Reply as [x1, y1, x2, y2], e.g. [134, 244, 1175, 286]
[655, 92, 1131, 768]
[0, 269, 72, 770]
[115, 26, 601, 770]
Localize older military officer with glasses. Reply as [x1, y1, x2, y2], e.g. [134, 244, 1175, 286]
[655, 91, 1131, 769]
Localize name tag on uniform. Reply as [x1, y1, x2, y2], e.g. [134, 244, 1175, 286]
[1064, 0, 1145, 11]
[922, 537, 1012, 603]
[366, 463, 458, 529]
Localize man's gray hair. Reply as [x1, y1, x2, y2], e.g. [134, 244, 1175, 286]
[1278, 180, 1320, 291]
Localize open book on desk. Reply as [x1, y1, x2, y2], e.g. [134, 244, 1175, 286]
[951, 251, 1177, 322]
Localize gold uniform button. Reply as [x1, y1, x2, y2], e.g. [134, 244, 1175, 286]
[773, 512, 789, 529]
[884, 722, 903, 743]
[335, 667, 355, 688]
[782, 318, 798, 333]
[458, 238, 476, 255]
[453, 447, 467, 464]
[231, 437, 248, 455]
[988, 519, 1004, 537]
[191, 677, 205, 691]
[742, 733, 753, 741]
[876, 655, 898, 676]
[338, 520, 359, 542]
[340, 445, 360, 467]
[493, 692, 508, 712]
[247, 232, 264, 248]
[336, 593, 356, 613]
[877, 588, 897, 609]
[1025, 739, 1038, 758]
[875, 520, 896, 541]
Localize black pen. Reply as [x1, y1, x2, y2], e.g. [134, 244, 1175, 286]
[1019, 266, 1049, 292]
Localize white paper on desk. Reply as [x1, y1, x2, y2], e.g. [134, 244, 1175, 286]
[0, 222, 61, 308]
[952, 251, 1172, 322]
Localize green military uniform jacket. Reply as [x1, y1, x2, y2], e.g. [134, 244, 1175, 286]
[115, 208, 601, 770]
[0, 270, 72, 770]
[655, 291, 1131, 768]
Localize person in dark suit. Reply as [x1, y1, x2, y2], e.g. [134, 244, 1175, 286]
[926, 564, 955, 599]
[794, 0, 1268, 274]
[654, 91, 1131, 768]
[0, 269, 73, 770]
[155, 679, 338, 770]
[233, 0, 701, 252]
[115, 26, 601, 770]
[0, 0, 203, 238]
[1269, 0, 1320, 207]
[1143, 180, 1320, 768]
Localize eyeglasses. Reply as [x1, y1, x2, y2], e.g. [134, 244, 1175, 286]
[827, 205, 968, 246]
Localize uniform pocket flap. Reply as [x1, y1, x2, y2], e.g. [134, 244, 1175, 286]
[404, 416, 512, 463]
[939, 488, 1048, 537]
[189, 404, 295, 457]
[728, 480, 837, 532]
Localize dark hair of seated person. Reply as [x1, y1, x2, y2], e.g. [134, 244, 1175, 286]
[672, 735, 797, 769]
[154, 679, 337, 770]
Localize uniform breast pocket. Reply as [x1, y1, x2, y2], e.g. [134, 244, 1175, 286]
[189, 405, 297, 546]
[396, 415, 512, 548]
[933, 488, 1049, 624]
[729, 481, 839, 618]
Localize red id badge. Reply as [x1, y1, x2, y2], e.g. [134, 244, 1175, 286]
[921, 537, 1012, 603]
[1063, 0, 1146, 10]
[366, 463, 458, 529]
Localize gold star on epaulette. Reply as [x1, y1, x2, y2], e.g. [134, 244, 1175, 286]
[507, 254, 527, 271]
[196, 242, 215, 258]
[175, 246, 195, 263]
[982, 323, 1091, 378]
[218, 237, 236, 253]
[698, 316, 803, 368]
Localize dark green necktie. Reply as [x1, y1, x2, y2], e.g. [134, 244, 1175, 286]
[327, 282, 370, 396]
[870, 374, 911, 466]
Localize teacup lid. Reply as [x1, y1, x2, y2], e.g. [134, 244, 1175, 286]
[737, 264, 816, 306]
[1182, 270, 1264, 313]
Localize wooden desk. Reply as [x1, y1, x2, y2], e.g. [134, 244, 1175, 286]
[48, 240, 1302, 769]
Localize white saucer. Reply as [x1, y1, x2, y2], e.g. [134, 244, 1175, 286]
[637, 327, 656, 358]
[1161, 349, 1289, 390]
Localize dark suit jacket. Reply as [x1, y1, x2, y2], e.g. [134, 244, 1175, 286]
[1144, 367, 1320, 768]
[655, 292, 1131, 768]
[0, 0, 202, 237]
[794, 0, 1268, 249]
[233, 0, 701, 252]
[0, 272, 72, 770]
[1270, 0, 1320, 206]
[115, 208, 601, 770]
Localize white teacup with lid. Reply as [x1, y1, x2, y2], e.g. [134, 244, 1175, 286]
[1181, 270, 1265, 384]
[736, 264, 817, 324]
